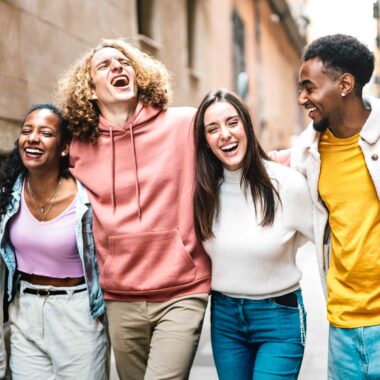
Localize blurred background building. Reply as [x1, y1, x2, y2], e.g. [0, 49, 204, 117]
[0, 0, 378, 158]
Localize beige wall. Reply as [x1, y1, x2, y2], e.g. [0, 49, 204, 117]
[0, 0, 306, 153]
[234, 0, 305, 149]
[259, 1, 303, 148]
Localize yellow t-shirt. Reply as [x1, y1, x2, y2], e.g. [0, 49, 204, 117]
[319, 128, 380, 328]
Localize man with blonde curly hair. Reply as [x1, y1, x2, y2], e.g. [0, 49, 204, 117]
[56, 39, 211, 380]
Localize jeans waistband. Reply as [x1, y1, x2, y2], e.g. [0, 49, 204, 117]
[211, 289, 301, 302]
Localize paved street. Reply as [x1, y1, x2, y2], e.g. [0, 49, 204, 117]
[111, 242, 328, 379]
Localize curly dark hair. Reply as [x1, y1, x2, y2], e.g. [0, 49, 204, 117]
[0, 103, 71, 218]
[303, 34, 374, 94]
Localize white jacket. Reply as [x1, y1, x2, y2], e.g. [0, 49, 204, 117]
[290, 95, 380, 297]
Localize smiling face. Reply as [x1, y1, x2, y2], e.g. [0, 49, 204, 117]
[298, 58, 343, 132]
[18, 109, 67, 174]
[204, 101, 247, 171]
[90, 47, 137, 109]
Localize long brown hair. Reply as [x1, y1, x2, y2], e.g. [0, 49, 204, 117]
[193, 90, 280, 241]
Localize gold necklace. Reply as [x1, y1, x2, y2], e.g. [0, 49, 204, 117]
[27, 177, 62, 221]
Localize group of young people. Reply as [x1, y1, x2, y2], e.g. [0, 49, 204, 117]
[0, 32, 379, 380]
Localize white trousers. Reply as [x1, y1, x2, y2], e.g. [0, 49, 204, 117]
[9, 281, 109, 380]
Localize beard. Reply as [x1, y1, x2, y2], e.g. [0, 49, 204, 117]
[313, 117, 329, 132]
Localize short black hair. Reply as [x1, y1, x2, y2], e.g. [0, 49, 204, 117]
[303, 34, 374, 90]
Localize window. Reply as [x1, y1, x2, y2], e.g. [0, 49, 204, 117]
[187, 0, 196, 69]
[137, 0, 154, 39]
[232, 9, 248, 99]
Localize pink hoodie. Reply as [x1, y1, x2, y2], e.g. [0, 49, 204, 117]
[70, 103, 211, 301]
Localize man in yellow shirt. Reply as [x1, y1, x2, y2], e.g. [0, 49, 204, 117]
[295, 34, 380, 379]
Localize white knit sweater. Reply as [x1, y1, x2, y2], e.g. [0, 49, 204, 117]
[203, 160, 314, 299]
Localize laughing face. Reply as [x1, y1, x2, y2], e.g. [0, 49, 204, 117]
[90, 47, 137, 108]
[18, 109, 67, 173]
[204, 101, 247, 171]
[298, 58, 342, 132]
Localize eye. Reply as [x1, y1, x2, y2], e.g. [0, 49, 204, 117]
[302, 86, 314, 95]
[20, 128, 31, 135]
[227, 118, 239, 127]
[205, 126, 218, 134]
[42, 131, 53, 137]
[120, 59, 131, 66]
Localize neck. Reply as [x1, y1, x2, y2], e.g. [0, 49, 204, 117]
[328, 97, 370, 138]
[28, 170, 61, 195]
[97, 99, 138, 127]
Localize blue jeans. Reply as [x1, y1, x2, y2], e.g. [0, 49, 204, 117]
[211, 290, 306, 380]
[328, 324, 380, 379]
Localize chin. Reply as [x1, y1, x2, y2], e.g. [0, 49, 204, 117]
[313, 118, 329, 132]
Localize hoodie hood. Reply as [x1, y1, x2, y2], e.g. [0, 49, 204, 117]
[98, 102, 162, 217]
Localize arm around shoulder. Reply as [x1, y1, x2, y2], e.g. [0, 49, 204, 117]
[284, 170, 314, 243]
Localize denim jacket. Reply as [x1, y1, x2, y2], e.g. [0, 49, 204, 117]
[0, 256, 5, 378]
[0, 175, 105, 319]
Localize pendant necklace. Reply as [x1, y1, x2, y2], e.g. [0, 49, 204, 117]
[27, 177, 62, 221]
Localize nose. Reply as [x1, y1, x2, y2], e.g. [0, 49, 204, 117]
[220, 125, 231, 139]
[298, 89, 307, 106]
[28, 130, 40, 143]
[110, 58, 122, 71]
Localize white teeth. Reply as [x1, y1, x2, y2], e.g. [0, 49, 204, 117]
[111, 76, 129, 87]
[221, 143, 238, 152]
[26, 148, 43, 154]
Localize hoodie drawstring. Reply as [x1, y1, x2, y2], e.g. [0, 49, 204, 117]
[103, 104, 157, 218]
[109, 126, 116, 213]
[129, 122, 141, 219]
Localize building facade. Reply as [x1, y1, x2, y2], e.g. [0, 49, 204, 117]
[0, 0, 308, 155]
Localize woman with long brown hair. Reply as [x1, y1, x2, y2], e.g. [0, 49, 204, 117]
[193, 90, 314, 379]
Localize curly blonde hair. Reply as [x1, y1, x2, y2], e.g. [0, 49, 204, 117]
[56, 38, 171, 143]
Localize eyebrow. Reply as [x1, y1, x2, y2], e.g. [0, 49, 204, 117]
[299, 79, 314, 87]
[94, 56, 130, 67]
[94, 58, 111, 68]
[204, 114, 239, 128]
[22, 124, 54, 129]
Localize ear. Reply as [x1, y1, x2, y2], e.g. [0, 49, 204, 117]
[61, 143, 70, 157]
[90, 88, 98, 100]
[339, 73, 355, 97]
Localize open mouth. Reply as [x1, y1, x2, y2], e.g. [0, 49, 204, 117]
[306, 106, 317, 118]
[25, 148, 44, 157]
[221, 143, 238, 153]
[111, 75, 129, 87]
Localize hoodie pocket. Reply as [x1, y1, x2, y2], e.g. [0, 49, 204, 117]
[102, 229, 197, 292]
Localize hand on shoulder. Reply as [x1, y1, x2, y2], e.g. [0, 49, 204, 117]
[267, 148, 292, 167]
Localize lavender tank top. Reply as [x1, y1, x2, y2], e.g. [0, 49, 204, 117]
[9, 183, 84, 278]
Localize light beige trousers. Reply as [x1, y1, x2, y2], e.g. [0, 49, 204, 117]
[106, 293, 208, 380]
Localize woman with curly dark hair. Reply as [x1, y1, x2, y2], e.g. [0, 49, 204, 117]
[0, 104, 108, 379]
